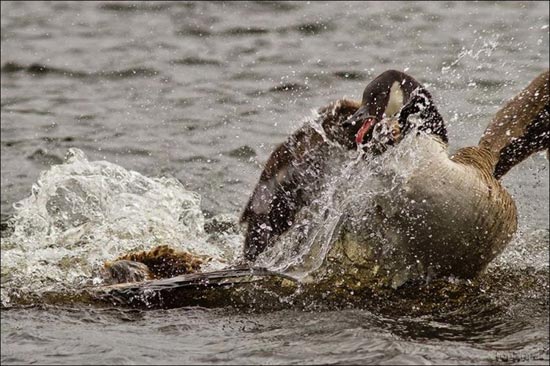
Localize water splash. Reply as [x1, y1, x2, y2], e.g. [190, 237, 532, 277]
[1, 148, 243, 307]
[441, 37, 499, 75]
[255, 134, 430, 283]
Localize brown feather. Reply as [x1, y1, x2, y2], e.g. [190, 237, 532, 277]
[112, 244, 203, 279]
[479, 69, 549, 178]
[240, 98, 360, 261]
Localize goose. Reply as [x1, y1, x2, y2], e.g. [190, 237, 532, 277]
[241, 70, 426, 261]
[326, 69, 549, 282]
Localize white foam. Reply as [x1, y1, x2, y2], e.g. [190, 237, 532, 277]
[1, 148, 243, 306]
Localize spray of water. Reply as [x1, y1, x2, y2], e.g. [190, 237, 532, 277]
[0, 148, 243, 307]
[254, 132, 433, 285]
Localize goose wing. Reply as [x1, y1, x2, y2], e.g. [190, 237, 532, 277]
[241, 99, 360, 261]
[479, 70, 549, 178]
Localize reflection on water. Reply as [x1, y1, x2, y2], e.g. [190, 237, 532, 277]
[1, 1, 548, 365]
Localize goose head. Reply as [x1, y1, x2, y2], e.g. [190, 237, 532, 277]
[342, 70, 424, 147]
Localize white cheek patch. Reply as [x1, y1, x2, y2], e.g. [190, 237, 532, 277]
[384, 81, 404, 117]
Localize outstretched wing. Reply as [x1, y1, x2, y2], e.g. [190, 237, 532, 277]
[240, 99, 360, 261]
[96, 266, 298, 309]
[479, 70, 549, 179]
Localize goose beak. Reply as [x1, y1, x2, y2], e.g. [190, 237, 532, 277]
[343, 106, 378, 145]
[355, 116, 378, 145]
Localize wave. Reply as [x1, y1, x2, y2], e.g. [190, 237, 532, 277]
[174, 21, 335, 38]
[1, 62, 161, 80]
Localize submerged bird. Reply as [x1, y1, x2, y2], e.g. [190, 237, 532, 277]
[331, 69, 549, 281]
[241, 70, 425, 261]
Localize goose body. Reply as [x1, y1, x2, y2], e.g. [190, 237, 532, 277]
[363, 135, 517, 279]
[407, 143, 516, 278]
[325, 70, 548, 282]
[293, 134, 516, 286]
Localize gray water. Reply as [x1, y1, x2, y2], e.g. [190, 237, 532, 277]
[1, 1, 549, 364]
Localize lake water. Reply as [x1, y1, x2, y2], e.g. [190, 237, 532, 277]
[1, 1, 549, 364]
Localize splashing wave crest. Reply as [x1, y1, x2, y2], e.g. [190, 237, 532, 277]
[1, 148, 243, 306]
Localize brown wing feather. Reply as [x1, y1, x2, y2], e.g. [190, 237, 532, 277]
[479, 69, 549, 178]
[241, 98, 360, 261]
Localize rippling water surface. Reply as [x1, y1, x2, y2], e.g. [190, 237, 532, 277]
[1, 1, 549, 364]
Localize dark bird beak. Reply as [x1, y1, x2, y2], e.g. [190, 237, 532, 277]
[343, 106, 379, 145]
